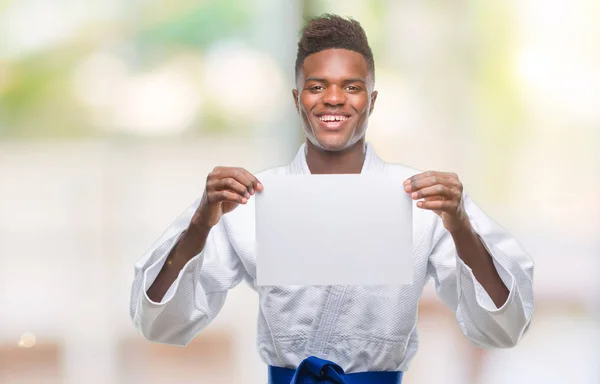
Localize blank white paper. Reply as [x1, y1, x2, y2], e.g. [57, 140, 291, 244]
[255, 174, 413, 286]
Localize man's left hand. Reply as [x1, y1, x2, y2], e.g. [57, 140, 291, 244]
[404, 171, 470, 234]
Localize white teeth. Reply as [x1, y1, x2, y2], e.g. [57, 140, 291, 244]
[318, 115, 348, 122]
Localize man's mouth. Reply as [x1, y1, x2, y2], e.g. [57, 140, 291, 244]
[315, 114, 351, 130]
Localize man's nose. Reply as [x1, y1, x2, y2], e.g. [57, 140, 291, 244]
[322, 85, 345, 107]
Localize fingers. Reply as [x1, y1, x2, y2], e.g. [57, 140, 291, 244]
[405, 170, 458, 184]
[205, 167, 263, 205]
[404, 171, 463, 213]
[403, 172, 461, 194]
[210, 177, 251, 198]
[416, 196, 457, 211]
[408, 184, 461, 201]
[211, 167, 263, 194]
[209, 189, 247, 204]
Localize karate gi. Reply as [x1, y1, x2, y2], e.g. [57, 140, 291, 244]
[130, 142, 534, 379]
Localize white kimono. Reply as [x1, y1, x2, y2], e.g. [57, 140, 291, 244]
[129, 142, 534, 373]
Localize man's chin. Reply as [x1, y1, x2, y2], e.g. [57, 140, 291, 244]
[311, 135, 355, 152]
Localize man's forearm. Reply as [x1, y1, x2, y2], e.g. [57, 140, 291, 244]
[451, 221, 509, 308]
[146, 222, 212, 303]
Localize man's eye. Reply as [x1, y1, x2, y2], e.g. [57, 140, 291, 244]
[309, 86, 324, 91]
[346, 86, 360, 91]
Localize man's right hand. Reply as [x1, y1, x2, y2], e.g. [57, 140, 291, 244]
[147, 166, 262, 302]
[193, 167, 263, 228]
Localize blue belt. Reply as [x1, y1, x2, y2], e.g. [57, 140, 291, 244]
[268, 356, 403, 384]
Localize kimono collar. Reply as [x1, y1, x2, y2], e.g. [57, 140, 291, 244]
[288, 141, 385, 175]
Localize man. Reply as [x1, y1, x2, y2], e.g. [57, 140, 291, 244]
[130, 14, 534, 384]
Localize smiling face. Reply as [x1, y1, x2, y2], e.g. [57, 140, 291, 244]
[293, 48, 378, 152]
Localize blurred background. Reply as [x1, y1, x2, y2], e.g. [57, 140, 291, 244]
[1, 0, 599, 383]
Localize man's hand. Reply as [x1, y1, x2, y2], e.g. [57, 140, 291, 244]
[193, 167, 263, 228]
[404, 171, 469, 234]
[404, 170, 510, 307]
[147, 166, 262, 302]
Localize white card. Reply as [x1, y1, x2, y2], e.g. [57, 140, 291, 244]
[255, 174, 413, 286]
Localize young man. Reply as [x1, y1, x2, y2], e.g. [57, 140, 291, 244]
[130, 14, 534, 384]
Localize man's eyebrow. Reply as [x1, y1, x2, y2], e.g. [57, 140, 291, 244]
[342, 78, 367, 84]
[304, 77, 366, 84]
[304, 77, 327, 83]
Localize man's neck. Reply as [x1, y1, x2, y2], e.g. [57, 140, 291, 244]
[305, 140, 367, 174]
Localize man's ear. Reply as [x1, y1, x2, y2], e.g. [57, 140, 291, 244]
[369, 90, 378, 115]
[292, 89, 300, 113]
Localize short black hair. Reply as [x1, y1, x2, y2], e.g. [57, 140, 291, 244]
[295, 14, 375, 82]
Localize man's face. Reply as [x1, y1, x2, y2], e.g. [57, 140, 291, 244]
[293, 49, 377, 152]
